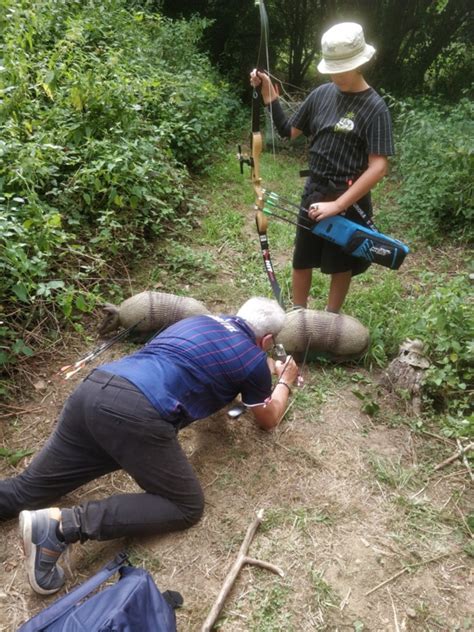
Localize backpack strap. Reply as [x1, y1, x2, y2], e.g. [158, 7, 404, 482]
[18, 552, 130, 632]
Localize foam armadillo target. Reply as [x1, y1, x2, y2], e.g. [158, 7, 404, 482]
[276, 308, 369, 361]
[98, 291, 210, 335]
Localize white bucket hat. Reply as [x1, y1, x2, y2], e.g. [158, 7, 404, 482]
[317, 22, 375, 74]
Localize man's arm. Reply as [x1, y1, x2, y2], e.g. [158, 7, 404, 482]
[250, 357, 299, 431]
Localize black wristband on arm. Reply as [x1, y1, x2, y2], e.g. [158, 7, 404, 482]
[277, 380, 292, 395]
[266, 99, 292, 138]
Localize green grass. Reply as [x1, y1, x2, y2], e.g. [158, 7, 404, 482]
[391, 495, 467, 549]
[310, 568, 338, 611]
[249, 582, 293, 631]
[367, 452, 416, 490]
[261, 507, 334, 533]
[199, 209, 245, 246]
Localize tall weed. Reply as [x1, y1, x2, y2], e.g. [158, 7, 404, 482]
[351, 270, 472, 430]
[410, 273, 472, 431]
[392, 97, 473, 242]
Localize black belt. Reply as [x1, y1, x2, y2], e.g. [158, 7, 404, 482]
[299, 170, 350, 189]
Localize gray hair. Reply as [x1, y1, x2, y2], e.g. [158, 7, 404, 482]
[236, 297, 286, 339]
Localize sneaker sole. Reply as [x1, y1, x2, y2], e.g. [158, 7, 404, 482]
[19, 510, 61, 595]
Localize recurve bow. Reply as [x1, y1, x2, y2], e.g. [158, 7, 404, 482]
[239, 0, 284, 307]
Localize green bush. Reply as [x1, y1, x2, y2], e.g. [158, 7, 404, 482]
[0, 0, 243, 369]
[410, 273, 473, 433]
[347, 269, 471, 435]
[392, 97, 473, 243]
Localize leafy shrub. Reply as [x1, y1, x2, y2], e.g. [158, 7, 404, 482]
[0, 0, 243, 370]
[392, 97, 473, 242]
[409, 273, 473, 433]
[348, 269, 471, 435]
[345, 270, 409, 367]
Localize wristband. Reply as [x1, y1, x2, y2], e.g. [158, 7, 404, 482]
[278, 380, 292, 395]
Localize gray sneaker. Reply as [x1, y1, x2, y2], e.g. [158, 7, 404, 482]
[19, 509, 67, 595]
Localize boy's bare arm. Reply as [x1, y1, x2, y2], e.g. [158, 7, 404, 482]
[308, 154, 388, 222]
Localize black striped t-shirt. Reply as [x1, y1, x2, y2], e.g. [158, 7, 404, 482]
[289, 82, 394, 182]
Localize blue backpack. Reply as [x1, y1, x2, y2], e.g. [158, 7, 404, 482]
[18, 552, 182, 632]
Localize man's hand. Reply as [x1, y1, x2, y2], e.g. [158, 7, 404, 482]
[275, 356, 298, 384]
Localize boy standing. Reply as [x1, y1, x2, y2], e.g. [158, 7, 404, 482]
[251, 22, 394, 312]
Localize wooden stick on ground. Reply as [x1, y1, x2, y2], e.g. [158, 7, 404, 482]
[364, 549, 460, 597]
[433, 442, 473, 472]
[201, 509, 284, 632]
[387, 588, 401, 632]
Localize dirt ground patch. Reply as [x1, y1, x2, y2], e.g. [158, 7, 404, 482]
[0, 347, 472, 631]
[0, 188, 472, 629]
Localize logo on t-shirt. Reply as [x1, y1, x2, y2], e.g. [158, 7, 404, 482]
[334, 112, 355, 133]
[209, 314, 239, 332]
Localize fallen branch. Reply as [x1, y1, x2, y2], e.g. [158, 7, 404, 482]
[456, 439, 474, 482]
[364, 567, 408, 597]
[419, 429, 455, 446]
[365, 549, 460, 597]
[433, 442, 474, 473]
[0, 406, 45, 420]
[201, 509, 284, 632]
[387, 588, 400, 632]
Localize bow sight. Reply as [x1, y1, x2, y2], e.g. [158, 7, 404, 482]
[237, 144, 253, 175]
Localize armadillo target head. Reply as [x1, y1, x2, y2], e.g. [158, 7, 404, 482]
[98, 303, 121, 336]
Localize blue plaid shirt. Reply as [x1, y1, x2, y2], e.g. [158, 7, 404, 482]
[100, 315, 271, 427]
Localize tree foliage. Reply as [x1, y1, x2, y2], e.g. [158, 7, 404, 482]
[158, 0, 472, 98]
[350, 0, 472, 95]
[0, 0, 242, 371]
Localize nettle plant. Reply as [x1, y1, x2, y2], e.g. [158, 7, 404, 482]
[411, 273, 473, 436]
[392, 96, 473, 243]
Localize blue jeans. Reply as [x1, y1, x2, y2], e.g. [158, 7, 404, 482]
[0, 370, 204, 542]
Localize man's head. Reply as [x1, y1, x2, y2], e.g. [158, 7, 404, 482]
[317, 22, 375, 75]
[237, 297, 285, 344]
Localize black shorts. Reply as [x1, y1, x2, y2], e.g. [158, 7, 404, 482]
[292, 178, 373, 276]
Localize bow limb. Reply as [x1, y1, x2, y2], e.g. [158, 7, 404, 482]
[252, 126, 281, 304]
